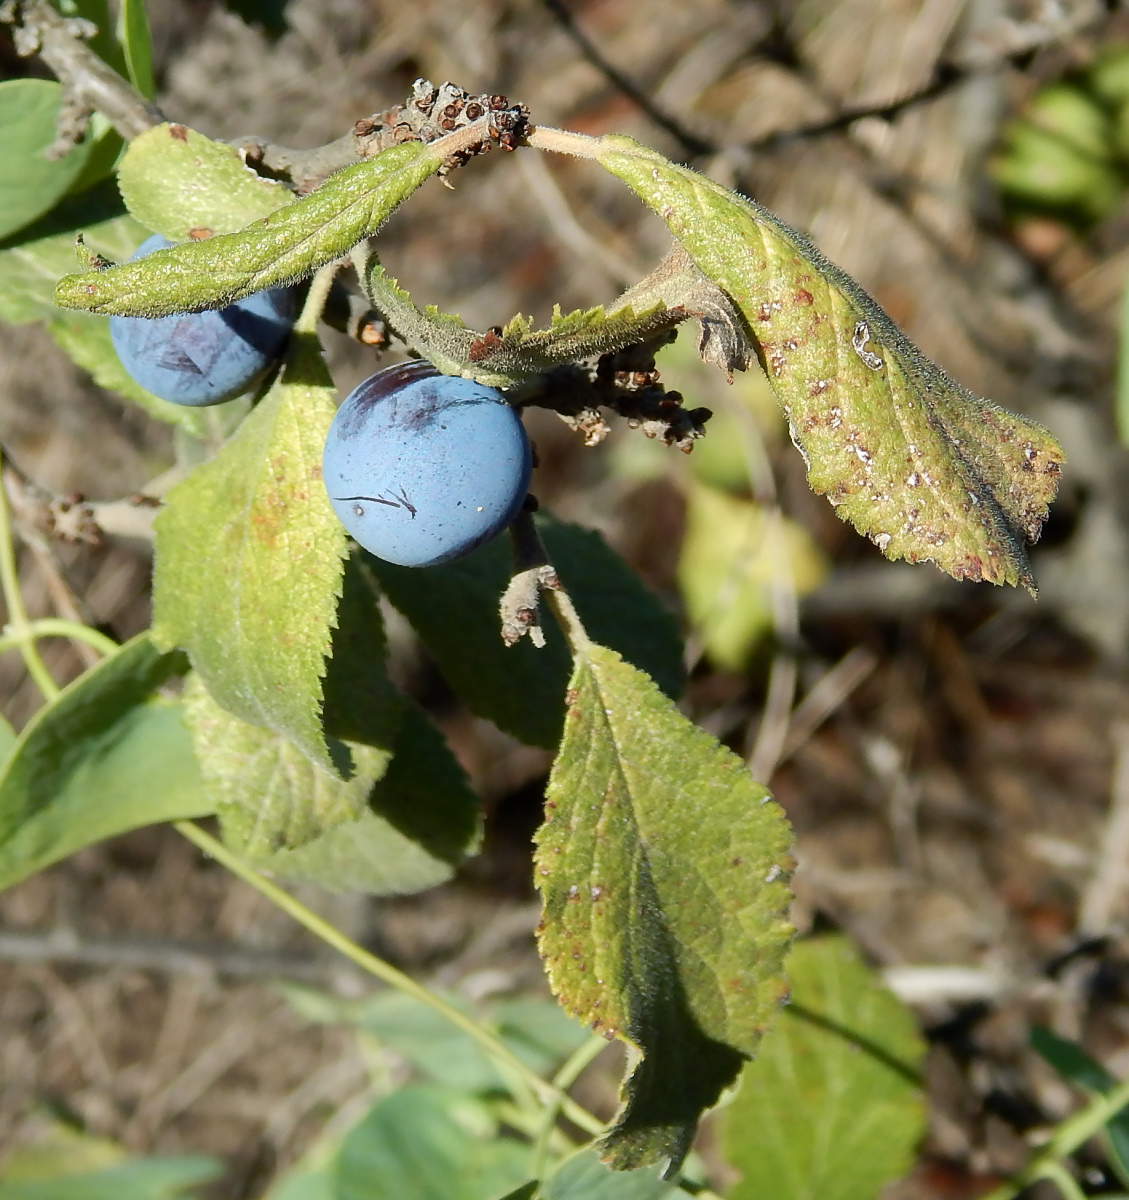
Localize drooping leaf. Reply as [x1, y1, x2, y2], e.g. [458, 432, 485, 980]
[678, 484, 827, 671]
[1031, 1026, 1129, 1180]
[542, 1150, 691, 1200]
[720, 935, 926, 1200]
[332, 1087, 529, 1200]
[117, 0, 156, 100]
[117, 123, 292, 242]
[0, 635, 208, 893]
[55, 141, 442, 317]
[596, 135, 1064, 590]
[153, 331, 347, 774]
[368, 516, 684, 749]
[0, 80, 94, 241]
[535, 644, 793, 1170]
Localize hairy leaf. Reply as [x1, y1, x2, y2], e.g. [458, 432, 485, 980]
[720, 935, 926, 1200]
[55, 141, 441, 316]
[368, 517, 684, 749]
[0, 80, 94, 241]
[118, 123, 291, 241]
[535, 645, 793, 1170]
[358, 253, 679, 388]
[153, 332, 347, 774]
[333, 1087, 528, 1200]
[597, 135, 1064, 590]
[0, 636, 209, 893]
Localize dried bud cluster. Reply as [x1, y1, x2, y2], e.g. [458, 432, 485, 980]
[530, 337, 712, 453]
[353, 80, 532, 174]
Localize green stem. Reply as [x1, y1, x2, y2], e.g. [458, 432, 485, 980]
[529, 1035, 609, 1177]
[0, 454, 59, 702]
[1037, 1160, 1088, 1200]
[0, 618, 119, 661]
[981, 1074, 1129, 1200]
[174, 820, 606, 1139]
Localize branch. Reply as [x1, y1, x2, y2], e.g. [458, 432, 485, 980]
[3, 0, 164, 142]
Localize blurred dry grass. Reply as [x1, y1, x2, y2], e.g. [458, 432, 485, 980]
[4, 0, 1129, 1195]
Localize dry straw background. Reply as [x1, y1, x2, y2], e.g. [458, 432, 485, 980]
[4, 0, 1129, 1196]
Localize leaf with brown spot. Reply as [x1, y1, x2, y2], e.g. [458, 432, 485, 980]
[152, 332, 347, 780]
[596, 136, 1064, 591]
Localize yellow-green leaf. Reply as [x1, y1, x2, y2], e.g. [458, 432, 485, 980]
[720, 935, 926, 1200]
[152, 332, 347, 776]
[597, 135, 1064, 591]
[117, 123, 292, 241]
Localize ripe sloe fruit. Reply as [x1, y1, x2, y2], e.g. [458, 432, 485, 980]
[109, 233, 297, 406]
[322, 360, 532, 567]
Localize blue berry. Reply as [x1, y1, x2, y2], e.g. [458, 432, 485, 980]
[109, 233, 297, 406]
[322, 360, 532, 567]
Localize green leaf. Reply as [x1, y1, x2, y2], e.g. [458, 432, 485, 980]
[153, 332, 348, 775]
[0, 80, 94, 241]
[0, 182, 145, 325]
[368, 516, 684, 749]
[1031, 1026, 1129, 1180]
[117, 123, 292, 241]
[0, 636, 209, 893]
[183, 676, 389, 856]
[359, 254, 678, 388]
[117, 0, 156, 100]
[720, 935, 926, 1200]
[0, 1157, 222, 1200]
[332, 1086, 529, 1200]
[678, 485, 827, 671]
[596, 135, 1064, 591]
[55, 142, 442, 316]
[535, 644, 793, 1170]
[48, 310, 209, 435]
[187, 675, 478, 888]
[491, 1185, 537, 1200]
[542, 1150, 689, 1199]
[0, 714, 16, 765]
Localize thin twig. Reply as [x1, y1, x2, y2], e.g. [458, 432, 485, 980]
[1077, 722, 1129, 937]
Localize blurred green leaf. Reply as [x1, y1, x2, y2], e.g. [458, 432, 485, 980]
[118, 123, 292, 242]
[333, 1087, 529, 1200]
[597, 135, 1064, 591]
[0, 1118, 219, 1199]
[678, 484, 827, 671]
[0, 714, 16, 765]
[720, 934, 926, 1200]
[369, 516, 684, 749]
[1091, 46, 1129, 106]
[542, 1150, 690, 1199]
[536, 644, 793, 1170]
[0, 80, 94, 241]
[117, 0, 155, 99]
[153, 332, 347, 776]
[56, 142, 442, 317]
[0, 636, 210, 893]
[1031, 1026, 1129, 1181]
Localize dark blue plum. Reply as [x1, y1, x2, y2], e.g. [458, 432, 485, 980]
[322, 360, 532, 567]
[109, 233, 297, 406]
